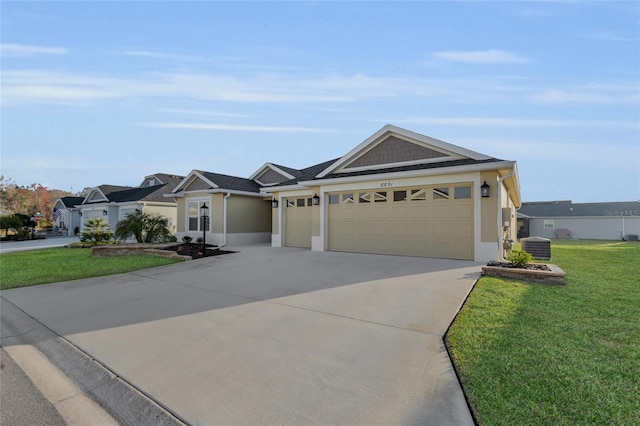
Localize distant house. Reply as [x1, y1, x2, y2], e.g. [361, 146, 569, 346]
[70, 173, 184, 235]
[518, 200, 640, 241]
[52, 196, 85, 236]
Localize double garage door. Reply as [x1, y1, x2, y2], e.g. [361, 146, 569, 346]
[327, 184, 474, 260]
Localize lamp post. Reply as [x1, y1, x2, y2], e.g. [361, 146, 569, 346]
[200, 202, 209, 254]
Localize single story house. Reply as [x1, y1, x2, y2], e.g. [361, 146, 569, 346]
[518, 200, 640, 241]
[264, 125, 521, 262]
[169, 170, 273, 246]
[52, 196, 85, 236]
[68, 173, 184, 234]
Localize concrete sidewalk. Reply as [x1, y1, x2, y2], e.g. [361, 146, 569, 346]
[2, 246, 479, 425]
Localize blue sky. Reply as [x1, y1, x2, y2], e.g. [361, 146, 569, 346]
[1, 1, 638, 202]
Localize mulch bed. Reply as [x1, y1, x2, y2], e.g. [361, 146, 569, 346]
[163, 243, 235, 259]
[486, 261, 551, 271]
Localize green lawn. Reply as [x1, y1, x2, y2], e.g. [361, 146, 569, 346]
[445, 240, 640, 425]
[0, 247, 181, 290]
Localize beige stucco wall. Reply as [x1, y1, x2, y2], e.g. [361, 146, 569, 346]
[311, 186, 321, 237]
[143, 203, 178, 234]
[228, 195, 271, 233]
[271, 194, 279, 235]
[480, 171, 498, 243]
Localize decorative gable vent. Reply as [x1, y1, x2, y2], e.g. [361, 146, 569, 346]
[344, 136, 447, 170]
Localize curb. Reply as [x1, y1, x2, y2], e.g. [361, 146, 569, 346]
[1, 297, 187, 426]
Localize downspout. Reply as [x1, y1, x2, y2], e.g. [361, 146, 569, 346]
[497, 168, 514, 261]
[219, 192, 231, 248]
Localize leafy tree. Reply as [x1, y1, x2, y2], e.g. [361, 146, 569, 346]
[81, 217, 113, 244]
[115, 211, 173, 243]
[0, 214, 23, 237]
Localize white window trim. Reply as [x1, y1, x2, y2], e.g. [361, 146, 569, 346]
[186, 197, 211, 232]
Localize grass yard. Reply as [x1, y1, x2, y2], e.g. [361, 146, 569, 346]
[0, 247, 181, 290]
[446, 240, 640, 425]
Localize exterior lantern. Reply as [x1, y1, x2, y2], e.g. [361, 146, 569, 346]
[312, 194, 320, 205]
[200, 202, 209, 254]
[481, 181, 490, 198]
[272, 198, 279, 208]
[102, 209, 108, 215]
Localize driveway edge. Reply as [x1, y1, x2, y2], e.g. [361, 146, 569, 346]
[1, 297, 187, 426]
[442, 277, 481, 426]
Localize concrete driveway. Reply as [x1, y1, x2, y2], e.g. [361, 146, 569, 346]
[1, 246, 479, 425]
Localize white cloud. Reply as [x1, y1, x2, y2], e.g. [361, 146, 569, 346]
[432, 49, 531, 64]
[1, 43, 68, 57]
[529, 84, 640, 104]
[136, 122, 335, 133]
[382, 116, 638, 129]
[579, 30, 640, 43]
[116, 50, 209, 63]
[158, 108, 254, 118]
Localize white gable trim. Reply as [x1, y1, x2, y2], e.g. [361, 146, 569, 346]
[83, 188, 108, 204]
[249, 163, 297, 185]
[172, 170, 219, 193]
[317, 124, 492, 178]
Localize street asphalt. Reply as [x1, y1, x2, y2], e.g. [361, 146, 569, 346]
[1, 245, 480, 425]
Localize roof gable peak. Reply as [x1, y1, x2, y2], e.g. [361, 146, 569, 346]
[317, 124, 492, 178]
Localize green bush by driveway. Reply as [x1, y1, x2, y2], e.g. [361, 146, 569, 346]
[0, 247, 180, 290]
[446, 240, 640, 425]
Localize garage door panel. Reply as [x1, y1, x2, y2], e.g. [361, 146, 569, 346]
[285, 198, 312, 248]
[328, 184, 474, 260]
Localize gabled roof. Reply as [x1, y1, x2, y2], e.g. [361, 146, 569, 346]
[270, 159, 341, 187]
[140, 173, 185, 188]
[519, 200, 640, 217]
[173, 169, 263, 194]
[317, 124, 494, 178]
[59, 196, 85, 208]
[83, 185, 131, 204]
[249, 163, 302, 186]
[107, 185, 170, 203]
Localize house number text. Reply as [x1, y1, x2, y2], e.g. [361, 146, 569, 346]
[380, 182, 393, 187]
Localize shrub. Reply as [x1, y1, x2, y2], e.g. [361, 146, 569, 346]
[195, 237, 203, 244]
[507, 250, 533, 268]
[81, 217, 114, 244]
[182, 236, 193, 243]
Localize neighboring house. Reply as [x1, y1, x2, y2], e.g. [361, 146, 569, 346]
[264, 125, 521, 262]
[52, 196, 85, 236]
[170, 170, 272, 246]
[518, 200, 640, 241]
[73, 173, 184, 234]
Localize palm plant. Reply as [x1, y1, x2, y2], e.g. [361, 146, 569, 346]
[115, 211, 173, 243]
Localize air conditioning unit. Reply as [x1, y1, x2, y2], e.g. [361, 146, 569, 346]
[521, 236, 551, 260]
[625, 234, 638, 242]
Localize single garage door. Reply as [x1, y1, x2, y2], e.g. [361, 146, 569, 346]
[285, 197, 312, 248]
[328, 184, 474, 260]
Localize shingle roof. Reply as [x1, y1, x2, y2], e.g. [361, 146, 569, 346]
[60, 196, 85, 207]
[519, 200, 640, 217]
[151, 173, 185, 186]
[107, 185, 167, 203]
[97, 185, 132, 196]
[274, 159, 340, 186]
[270, 163, 303, 179]
[317, 158, 504, 181]
[200, 171, 263, 193]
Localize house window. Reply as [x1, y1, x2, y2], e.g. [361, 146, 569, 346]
[188, 200, 210, 232]
[411, 189, 426, 201]
[297, 198, 306, 207]
[393, 190, 407, 202]
[433, 187, 449, 200]
[454, 186, 472, 199]
[544, 220, 555, 229]
[342, 194, 354, 204]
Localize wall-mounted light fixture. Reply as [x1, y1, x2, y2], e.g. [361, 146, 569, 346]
[271, 198, 279, 208]
[135, 208, 141, 213]
[481, 181, 491, 198]
[102, 209, 108, 215]
[79, 212, 83, 217]
[312, 194, 320, 205]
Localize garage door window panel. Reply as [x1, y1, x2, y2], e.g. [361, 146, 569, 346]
[454, 186, 472, 199]
[433, 188, 450, 200]
[393, 190, 408, 202]
[411, 189, 427, 201]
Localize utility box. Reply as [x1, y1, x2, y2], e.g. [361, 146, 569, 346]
[521, 236, 551, 260]
[625, 234, 639, 242]
[502, 207, 513, 227]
